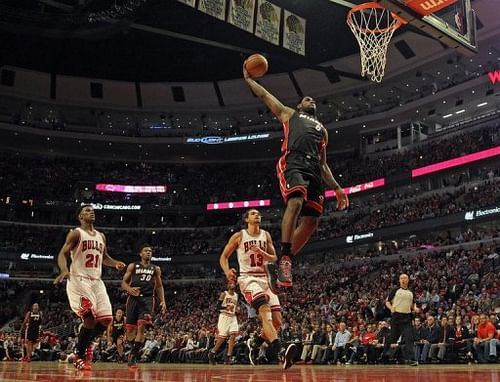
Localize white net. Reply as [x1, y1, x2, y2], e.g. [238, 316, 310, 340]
[347, 4, 404, 83]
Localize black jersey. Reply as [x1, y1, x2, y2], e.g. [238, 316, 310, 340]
[281, 111, 326, 161]
[25, 311, 42, 340]
[111, 317, 125, 337]
[130, 262, 156, 297]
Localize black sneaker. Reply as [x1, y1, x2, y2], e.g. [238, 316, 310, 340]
[277, 256, 293, 288]
[208, 351, 217, 365]
[283, 343, 297, 370]
[265, 262, 279, 294]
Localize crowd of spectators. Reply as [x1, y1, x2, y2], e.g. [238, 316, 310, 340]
[0, 238, 498, 365]
[0, 174, 498, 267]
[0, 124, 497, 213]
[0, 111, 499, 366]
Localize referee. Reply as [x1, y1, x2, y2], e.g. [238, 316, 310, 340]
[384, 273, 419, 366]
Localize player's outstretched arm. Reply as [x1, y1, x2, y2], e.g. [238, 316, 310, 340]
[53, 229, 80, 284]
[243, 64, 295, 124]
[319, 134, 349, 211]
[121, 263, 140, 297]
[219, 232, 241, 281]
[154, 266, 167, 314]
[101, 233, 126, 271]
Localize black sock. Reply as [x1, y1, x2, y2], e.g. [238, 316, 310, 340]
[267, 339, 281, 361]
[280, 242, 292, 258]
[132, 341, 144, 356]
[77, 326, 95, 358]
[94, 323, 107, 338]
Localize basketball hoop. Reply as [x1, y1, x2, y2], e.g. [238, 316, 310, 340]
[347, 2, 406, 83]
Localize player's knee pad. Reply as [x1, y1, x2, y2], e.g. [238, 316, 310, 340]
[251, 296, 268, 313]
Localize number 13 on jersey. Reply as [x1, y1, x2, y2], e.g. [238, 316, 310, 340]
[250, 252, 263, 267]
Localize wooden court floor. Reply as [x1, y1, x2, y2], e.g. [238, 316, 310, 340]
[0, 362, 499, 382]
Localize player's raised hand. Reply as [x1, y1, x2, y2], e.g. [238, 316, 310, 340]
[160, 301, 167, 315]
[243, 62, 250, 80]
[115, 261, 126, 271]
[128, 287, 141, 297]
[53, 271, 70, 285]
[335, 188, 349, 210]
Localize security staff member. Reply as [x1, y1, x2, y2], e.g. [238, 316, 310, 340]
[384, 273, 419, 366]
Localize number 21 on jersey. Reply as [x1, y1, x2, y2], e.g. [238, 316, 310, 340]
[85, 254, 100, 268]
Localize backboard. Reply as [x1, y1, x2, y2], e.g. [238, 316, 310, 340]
[378, 0, 478, 55]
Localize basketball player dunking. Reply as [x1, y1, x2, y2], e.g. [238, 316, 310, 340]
[121, 244, 166, 369]
[244, 64, 349, 288]
[208, 282, 239, 365]
[19, 303, 42, 362]
[54, 205, 126, 371]
[220, 209, 297, 370]
[107, 308, 126, 363]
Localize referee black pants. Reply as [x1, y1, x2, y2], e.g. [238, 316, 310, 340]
[384, 312, 415, 361]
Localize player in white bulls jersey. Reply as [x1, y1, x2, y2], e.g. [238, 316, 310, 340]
[208, 282, 239, 365]
[219, 209, 297, 370]
[54, 205, 125, 371]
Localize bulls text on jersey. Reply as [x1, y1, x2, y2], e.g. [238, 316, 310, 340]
[243, 239, 267, 253]
[81, 240, 104, 253]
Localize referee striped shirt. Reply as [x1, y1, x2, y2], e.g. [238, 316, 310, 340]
[387, 287, 414, 314]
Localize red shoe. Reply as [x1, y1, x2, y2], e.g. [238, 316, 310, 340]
[85, 343, 94, 364]
[72, 354, 92, 370]
[73, 355, 86, 370]
[82, 362, 92, 371]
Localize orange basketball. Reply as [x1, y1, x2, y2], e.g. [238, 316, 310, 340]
[245, 54, 268, 78]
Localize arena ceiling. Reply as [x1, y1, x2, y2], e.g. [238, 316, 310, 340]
[0, 0, 374, 82]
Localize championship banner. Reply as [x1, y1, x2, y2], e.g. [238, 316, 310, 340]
[255, 0, 281, 46]
[283, 10, 306, 56]
[177, 0, 196, 7]
[228, 0, 256, 33]
[198, 0, 226, 20]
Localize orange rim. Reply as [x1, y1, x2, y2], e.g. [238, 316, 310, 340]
[347, 2, 407, 34]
